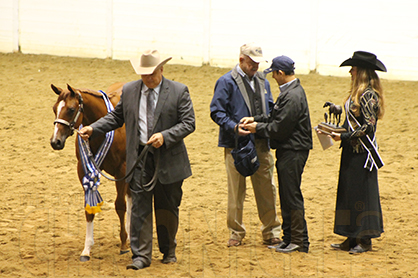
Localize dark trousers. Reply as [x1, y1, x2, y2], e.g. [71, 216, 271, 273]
[129, 148, 183, 265]
[276, 149, 310, 251]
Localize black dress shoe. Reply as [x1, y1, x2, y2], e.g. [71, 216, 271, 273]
[126, 260, 149, 270]
[268, 241, 288, 250]
[161, 255, 177, 264]
[349, 244, 372, 254]
[276, 243, 301, 253]
[331, 238, 351, 251]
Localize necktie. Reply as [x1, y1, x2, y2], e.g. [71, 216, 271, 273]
[147, 89, 155, 139]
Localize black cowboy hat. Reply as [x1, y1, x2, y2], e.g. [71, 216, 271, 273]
[340, 51, 387, 72]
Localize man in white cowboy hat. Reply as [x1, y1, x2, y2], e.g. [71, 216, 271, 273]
[79, 49, 195, 269]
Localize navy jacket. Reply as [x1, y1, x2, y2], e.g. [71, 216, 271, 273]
[210, 65, 274, 148]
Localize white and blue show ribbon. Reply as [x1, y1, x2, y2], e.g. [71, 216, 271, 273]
[78, 90, 115, 214]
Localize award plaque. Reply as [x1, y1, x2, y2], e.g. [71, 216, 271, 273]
[317, 102, 346, 135]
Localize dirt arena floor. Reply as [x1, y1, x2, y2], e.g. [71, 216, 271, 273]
[0, 52, 417, 277]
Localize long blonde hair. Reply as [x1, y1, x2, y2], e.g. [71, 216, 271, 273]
[346, 67, 385, 119]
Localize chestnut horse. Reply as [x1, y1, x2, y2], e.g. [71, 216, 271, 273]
[50, 83, 131, 261]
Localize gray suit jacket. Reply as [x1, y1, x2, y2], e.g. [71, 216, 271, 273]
[90, 77, 195, 184]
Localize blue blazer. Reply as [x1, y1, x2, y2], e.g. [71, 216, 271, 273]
[210, 65, 274, 148]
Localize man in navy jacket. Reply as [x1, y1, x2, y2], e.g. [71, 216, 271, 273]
[210, 43, 282, 247]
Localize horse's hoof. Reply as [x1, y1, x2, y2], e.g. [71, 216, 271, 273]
[120, 249, 130, 255]
[80, 256, 90, 262]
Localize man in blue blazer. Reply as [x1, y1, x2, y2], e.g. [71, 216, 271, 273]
[210, 43, 282, 247]
[79, 49, 195, 269]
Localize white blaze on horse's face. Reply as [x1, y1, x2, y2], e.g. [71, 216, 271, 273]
[52, 100, 66, 141]
[56, 100, 66, 122]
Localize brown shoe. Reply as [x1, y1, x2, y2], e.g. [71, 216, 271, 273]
[263, 237, 282, 245]
[227, 239, 241, 247]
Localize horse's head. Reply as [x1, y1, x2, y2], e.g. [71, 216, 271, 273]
[50, 84, 84, 150]
[323, 101, 333, 108]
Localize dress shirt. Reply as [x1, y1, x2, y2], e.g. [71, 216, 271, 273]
[139, 82, 161, 144]
[279, 78, 297, 92]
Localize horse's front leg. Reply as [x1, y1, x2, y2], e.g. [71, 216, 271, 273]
[80, 212, 95, 261]
[77, 161, 95, 262]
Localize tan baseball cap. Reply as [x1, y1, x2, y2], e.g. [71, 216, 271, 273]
[240, 43, 267, 63]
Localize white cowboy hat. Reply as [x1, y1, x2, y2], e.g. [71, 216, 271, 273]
[130, 49, 172, 75]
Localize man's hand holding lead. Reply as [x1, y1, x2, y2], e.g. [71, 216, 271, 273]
[147, 133, 164, 148]
[78, 126, 93, 140]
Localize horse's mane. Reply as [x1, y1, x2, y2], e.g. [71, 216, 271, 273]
[59, 84, 123, 109]
[79, 89, 107, 98]
[79, 88, 121, 103]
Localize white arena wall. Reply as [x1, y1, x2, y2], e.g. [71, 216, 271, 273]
[1, 0, 417, 81]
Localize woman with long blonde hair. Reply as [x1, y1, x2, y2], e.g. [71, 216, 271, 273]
[329, 51, 386, 254]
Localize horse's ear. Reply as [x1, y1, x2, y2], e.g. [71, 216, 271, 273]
[67, 84, 77, 96]
[51, 84, 63, 96]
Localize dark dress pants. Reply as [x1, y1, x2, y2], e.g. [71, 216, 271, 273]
[129, 148, 183, 265]
[276, 148, 310, 252]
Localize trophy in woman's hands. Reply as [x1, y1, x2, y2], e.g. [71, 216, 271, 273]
[317, 102, 346, 135]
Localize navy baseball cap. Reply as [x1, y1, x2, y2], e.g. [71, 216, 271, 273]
[264, 55, 295, 74]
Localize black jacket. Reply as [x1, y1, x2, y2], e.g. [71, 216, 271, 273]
[254, 78, 312, 151]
